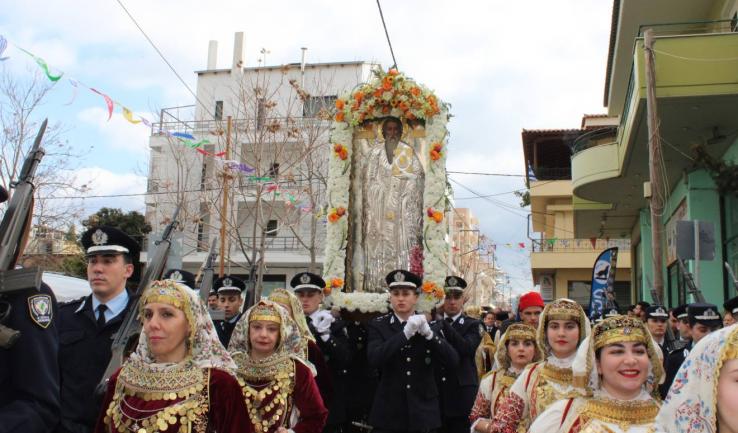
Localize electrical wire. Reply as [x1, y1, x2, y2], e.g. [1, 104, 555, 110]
[447, 170, 526, 177]
[375, 0, 398, 69]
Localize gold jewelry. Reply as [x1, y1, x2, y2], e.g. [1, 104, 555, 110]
[593, 316, 649, 350]
[238, 359, 296, 433]
[580, 397, 660, 431]
[250, 302, 282, 324]
[541, 363, 573, 385]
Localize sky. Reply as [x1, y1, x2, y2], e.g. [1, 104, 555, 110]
[1, 0, 614, 294]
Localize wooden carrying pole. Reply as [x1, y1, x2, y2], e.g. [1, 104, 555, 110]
[219, 116, 232, 276]
[644, 29, 665, 301]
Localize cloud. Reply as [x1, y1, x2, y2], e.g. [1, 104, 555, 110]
[76, 106, 153, 156]
[69, 166, 147, 217]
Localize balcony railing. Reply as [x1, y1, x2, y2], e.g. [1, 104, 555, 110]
[237, 236, 311, 251]
[638, 19, 735, 38]
[571, 127, 618, 155]
[151, 116, 327, 136]
[531, 238, 631, 253]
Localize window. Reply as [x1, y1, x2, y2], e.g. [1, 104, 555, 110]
[268, 163, 280, 177]
[266, 220, 278, 237]
[214, 101, 223, 120]
[196, 202, 209, 251]
[668, 263, 686, 307]
[303, 95, 337, 117]
[732, 12, 738, 32]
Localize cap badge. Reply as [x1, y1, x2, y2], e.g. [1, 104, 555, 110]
[223, 277, 233, 287]
[394, 271, 405, 282]
[704, 308, 717, 318]
[92, 229, 108, 246]
[170, 271, 183, 282]
[656, 307, 666, 315]
[300, 274, 311, 284]
[448, 277, 458, 287]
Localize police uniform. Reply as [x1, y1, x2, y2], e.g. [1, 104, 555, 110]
[57, 226, 139, 433]
[292, 272, 352, 433]
[367, 270, 459, 433]
[212, 275, 245, 348]
[0, 282, 60, 433]
[162, 268, 196, 289]
[345, 318, 379, 433]
[661, 303, 721, 399]
[435, 276, 481, 433]
[645, 304, 676, 356]
[724, 295, 738, 321]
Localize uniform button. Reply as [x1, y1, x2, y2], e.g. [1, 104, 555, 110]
[426, 349, 431, 354]
[406, 384, 411, 389]
[358, 336, 363, 341]
[442, 377, 446, 381]
[406, 371, 411, 376]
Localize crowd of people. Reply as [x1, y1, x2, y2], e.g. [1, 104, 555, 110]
[2, 223, 738, 433]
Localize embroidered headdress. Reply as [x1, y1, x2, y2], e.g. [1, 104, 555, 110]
[495, 323, 541, 371]
[655, 324, 738, 433]
[536, 298, 590, 358]
[572, 315, 664, 397]
[268, 288, 315, 343]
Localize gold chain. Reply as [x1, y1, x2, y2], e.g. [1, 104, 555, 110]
[580, 398, 659, 431]
[239, 362, 296, 433]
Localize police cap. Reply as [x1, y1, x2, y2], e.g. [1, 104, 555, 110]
[163, 269, 196, 290]
[81, 225, 140, 260]
[290, 272, 325, 293]
[385, 269, 422, 292]
[214, 275, 246, 294]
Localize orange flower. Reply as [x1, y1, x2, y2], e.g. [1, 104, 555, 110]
[338, 148, 348, 160]
[406, 112, 416, 120]
[410, 87, 421, 97]
[430, 150, 441, 161]
[432, 211, 443, 224]
[328, 212, 340, 223]
[336, 207, 346, 217]
[398, 102, 409, 112]
[335, 99, 345, 110]
[382, 106, 391, 114]
[382, 79, 392, 91]
[434, 286, 445, 300]
[421, 281, 435, 294]
[354, 91, 364, 103]
[388, 68, 399, 76]
[334, 143, 343, 153]
[331, 278, 344, 288]
[432, 143, 443, 152]
[373, 88, 383, 98]
[324, 285, 333, 296]
[335, 111, 345, 122]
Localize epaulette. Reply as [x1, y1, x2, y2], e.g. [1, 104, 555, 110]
[375, 313, 391, 322]
[59, 296, 86, 308]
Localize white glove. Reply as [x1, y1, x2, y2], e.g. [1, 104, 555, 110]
[313, 311, 333, 335]
[418, 316, 434, 340]
[403, 317, 420, 339]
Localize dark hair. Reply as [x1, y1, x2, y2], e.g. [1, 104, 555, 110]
[483, 312, 495, 319]
[637, 301, 650, 310]
[382, 117, 403, 134]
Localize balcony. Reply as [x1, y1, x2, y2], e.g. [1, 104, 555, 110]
[531, 238, 631, 253]
[530, 238, 632, 270]
[571, 20, 738, 237]
[238, 236, 309, 251]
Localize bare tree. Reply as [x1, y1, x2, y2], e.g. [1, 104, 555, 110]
[0, 67, 89, 269]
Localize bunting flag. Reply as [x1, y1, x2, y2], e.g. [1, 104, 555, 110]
[140, 117, 153, 128]
[171, 132, 195, 140]
[504, 243, 512, 248]
[90, 88, 114, 120]
[518, 242, 525, 249]
[17, 47, 62, 81]
[546, 238, 556, 247]
[196, 148, 226, 157]
[65, 79, 79, 105]
[590, 237, 597, 249]
[0, 36, 8, 61]
[223, 160, 255, 173]
[182, 139, 210, 149]
[122, 107, 141, 124]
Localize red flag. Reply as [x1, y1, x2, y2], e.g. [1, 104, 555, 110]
[518, 242, 525, 249]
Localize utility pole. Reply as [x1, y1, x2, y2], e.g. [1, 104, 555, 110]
[644, 29, 665, 301]
[218, 116, 232, 276]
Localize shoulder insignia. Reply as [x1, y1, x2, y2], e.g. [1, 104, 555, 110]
[59, 296, 85, 307]
[28, 294, 53, 329]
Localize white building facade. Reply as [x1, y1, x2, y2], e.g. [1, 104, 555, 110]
[144, 32, 379, 295]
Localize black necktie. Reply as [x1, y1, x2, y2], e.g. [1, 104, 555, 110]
[97, 304, 108, 328]
[445, 317, 454, 324]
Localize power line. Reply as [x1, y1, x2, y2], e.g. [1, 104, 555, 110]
[375, 0, 398, 69]
[113, 0, 214, 118]
[454, 180, 558, 200]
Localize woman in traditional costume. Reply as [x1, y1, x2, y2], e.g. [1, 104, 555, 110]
[489, 298, 589, 433]
[469, 324, 541, 433]
[94, 279, 250, 433]
[529, 315, 663, 433]
[229, 300, 328, 433]
[267, 288, 333, 404]
[655, 324, 738, 433]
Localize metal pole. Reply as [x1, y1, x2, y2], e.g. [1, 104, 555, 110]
[694, 220, 700, 293]
[218, 116, 232, 276]
[644, 29, 665, 302]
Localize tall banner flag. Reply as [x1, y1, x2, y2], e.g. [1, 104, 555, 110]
[588, 247, 618, 319]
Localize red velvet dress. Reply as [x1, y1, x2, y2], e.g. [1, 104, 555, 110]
[94, 367, 251, 433]
[238, 359, 327, 433]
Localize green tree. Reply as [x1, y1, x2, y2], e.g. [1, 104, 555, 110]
[81, 208, 152, 251]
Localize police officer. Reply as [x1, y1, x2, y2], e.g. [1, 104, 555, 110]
[292, 271, 351, 433]
[725, 295, 738, 327]
[436, 276, 482, 433]
[0, 187, 61, 433]
[212, 275, 245, 347]
[661, 303, 722, 399]
[367, 270, 459, 433]
[57, 226, 140, 433]
[162, 268, 196, 289]
[645, 304, 675, 356]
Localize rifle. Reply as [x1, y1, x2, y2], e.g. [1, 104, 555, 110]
[725, 262, 738, 294]
[96, 205, 181, 389]
[197, 237, 218, 302]
[0, 120, 47, 348]
[678, 257, 706, 303]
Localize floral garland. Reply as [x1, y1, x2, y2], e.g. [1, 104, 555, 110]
[323, 68, 450, 313]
